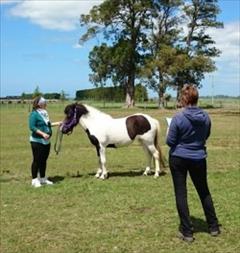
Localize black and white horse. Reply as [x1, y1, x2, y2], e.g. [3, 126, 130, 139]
[61, 103, 165, 179]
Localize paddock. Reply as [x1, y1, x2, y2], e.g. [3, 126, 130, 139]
[0, 101, 239, 253]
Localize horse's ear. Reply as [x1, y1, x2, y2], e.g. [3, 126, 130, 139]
[64, 103, 75, 114]
[74, 102, 83, 109]
[76, 103, 88, 115]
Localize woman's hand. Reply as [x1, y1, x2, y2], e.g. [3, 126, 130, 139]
[42, 133, 50, 139]
[36, 129, 50, 139]
[51, 121, 62, 127]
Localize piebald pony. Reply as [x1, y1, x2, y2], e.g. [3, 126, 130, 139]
[61, 103, 165, 179]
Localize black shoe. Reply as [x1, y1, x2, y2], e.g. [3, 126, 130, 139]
[209, 229, 221, 237]
[209, 224, 221, 237]
[179, 232, 195, 243]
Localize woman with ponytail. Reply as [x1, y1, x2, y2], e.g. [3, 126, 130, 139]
[29, 96, 61, 187]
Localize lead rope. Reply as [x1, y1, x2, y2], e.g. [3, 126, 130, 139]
[54, 126, 63, 155]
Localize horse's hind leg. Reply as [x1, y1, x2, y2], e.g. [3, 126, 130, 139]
[145, 144, 161, 178]
[141, 144, 152, 176]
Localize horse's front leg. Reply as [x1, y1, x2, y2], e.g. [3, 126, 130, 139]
[94, 147, 102, 178]
[98, 146, 108, 180]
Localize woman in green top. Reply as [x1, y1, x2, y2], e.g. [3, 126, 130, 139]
[29, 96, 61, 187]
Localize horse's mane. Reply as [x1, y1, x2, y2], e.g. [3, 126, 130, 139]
[84, 104, 112, 119]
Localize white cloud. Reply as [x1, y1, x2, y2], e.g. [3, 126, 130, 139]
[208, 21, 240, 62]
[178, 20, 240, 78]
[208, 21, 240, 85]
[202, 22, 240, 96]
[72, 43, 82, 49]
[0, 0, 23, 5]
[8, 0, 103, 31]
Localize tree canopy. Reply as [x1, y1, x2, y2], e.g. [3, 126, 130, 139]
[80, 0, 223, 108]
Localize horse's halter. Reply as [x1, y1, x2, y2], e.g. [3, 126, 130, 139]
[61, 107, 78, 134]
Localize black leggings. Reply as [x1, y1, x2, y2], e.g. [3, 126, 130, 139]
[30, 142, 50, 179]
[169, 156, 219, 236]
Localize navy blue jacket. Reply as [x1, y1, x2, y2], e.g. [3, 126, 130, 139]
[166, 106, 211, 160]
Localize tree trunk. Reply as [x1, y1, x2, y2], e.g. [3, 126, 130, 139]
[176, 84, 183, 108]
[125, 92, 134, 108]
[158, 73, 165, 109]
[125, 81, 135, 108]
[124, 26, 137, 108]
[158, 89, 164, 109]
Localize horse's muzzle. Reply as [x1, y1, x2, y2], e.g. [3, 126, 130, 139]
[60, 124, 71, 134]
[60, 116, 78, 135]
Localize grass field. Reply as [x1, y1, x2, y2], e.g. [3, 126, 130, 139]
[1, 101, 239, 253]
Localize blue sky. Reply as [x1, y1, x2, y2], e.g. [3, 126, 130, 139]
[1, 0, 239, 98]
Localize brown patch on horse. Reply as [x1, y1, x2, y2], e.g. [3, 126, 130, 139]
[126, 115, 151, 140]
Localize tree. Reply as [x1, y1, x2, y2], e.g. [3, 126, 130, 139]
[21, 92, 26, 100]
[75, 87, 125, 101]
[134, 83, 148, 102]
[140, 0, 183, 108]
[80, 0, 223, 105]
[44, 93, 61, 99]
[80, 0, 152, 107]
[174, 0, 223, 100]
[88, 44, 113, 86]
[60, 90, 68, 102]
[164, 93, 171, 108]
[141, 46, 188, 108]
[32, 86, 42, 98]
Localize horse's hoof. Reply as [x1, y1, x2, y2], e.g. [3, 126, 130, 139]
[154, 174, 159, 178]
[95, 168, 102, 178]
[100, 173, 108, 180]
[143, 167, 151, 176]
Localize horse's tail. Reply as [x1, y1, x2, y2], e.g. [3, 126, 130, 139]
[154, 120, 166, 169]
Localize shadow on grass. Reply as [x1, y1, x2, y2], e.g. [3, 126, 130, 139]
[90, 170, 167, 178]
[190, 216, 209, 233]
[109, 170, 144, 177]
[86, 170, 144, 178]
[49, 175, 65, 183]
[65, 171, 83, 178]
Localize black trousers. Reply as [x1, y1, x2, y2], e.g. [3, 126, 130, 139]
[169, 156, 219, 236]
[30, 142, 50, 179]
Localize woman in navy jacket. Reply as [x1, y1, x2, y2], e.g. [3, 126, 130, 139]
[166, 84, 220, 242]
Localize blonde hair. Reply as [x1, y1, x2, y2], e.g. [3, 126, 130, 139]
[180, 84, 199, 107]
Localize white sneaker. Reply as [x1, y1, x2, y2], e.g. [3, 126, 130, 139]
[40, 177, 53, 185]
[32, 178, 41, 188]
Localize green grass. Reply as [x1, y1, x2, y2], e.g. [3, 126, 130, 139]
[1, 103, 240, 253]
